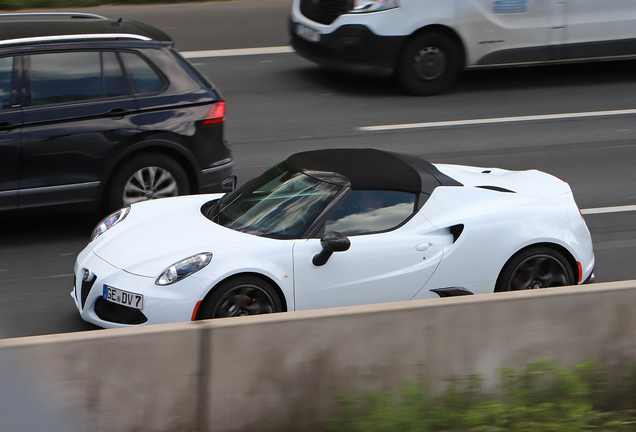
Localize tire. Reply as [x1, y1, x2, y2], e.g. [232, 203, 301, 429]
[495, 246, 575, 292]
[106, 152, 190, 211]
[196, 275, 283, 320]
[396, 32, 462, 96]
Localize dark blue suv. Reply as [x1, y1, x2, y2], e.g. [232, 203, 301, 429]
[0, 13, 232, 213]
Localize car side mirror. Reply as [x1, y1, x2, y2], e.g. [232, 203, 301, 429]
[312, 232, 350, 267]
[221, 175, 237, 193]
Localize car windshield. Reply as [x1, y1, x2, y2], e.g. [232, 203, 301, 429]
[209, 163, 341, 239]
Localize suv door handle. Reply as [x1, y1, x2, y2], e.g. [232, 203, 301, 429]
[0, 122, 16, 132]
[103, 108, 132, 119]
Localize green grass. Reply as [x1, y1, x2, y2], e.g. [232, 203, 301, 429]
[330, 359, 636, 432]
[0, 0, 221, 11]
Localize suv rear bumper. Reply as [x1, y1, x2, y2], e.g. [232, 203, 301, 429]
[198, 157, 233, 193]
[289, 21, 405, 77]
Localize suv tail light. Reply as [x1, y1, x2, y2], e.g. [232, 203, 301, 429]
[203, 100, 225, 125]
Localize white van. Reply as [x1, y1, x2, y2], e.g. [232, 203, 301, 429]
[289, 0, 636, 95]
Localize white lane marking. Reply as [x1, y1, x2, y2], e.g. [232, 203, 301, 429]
[581, 204, 636, 215]
[182, 46, 294, 59]
[359, 108, 636, 131]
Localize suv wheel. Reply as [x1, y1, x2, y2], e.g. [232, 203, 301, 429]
[107, 153, 190, 211]
[397, 32, 462, 96]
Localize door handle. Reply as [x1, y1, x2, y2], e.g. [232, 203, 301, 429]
[103, 108, 131, 119]
[416, 242, 433, 251]
[0, 122, 16, 132]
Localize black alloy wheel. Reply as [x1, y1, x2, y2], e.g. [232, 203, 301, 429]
[396, 32, 462, 96]
[495, 247, 575, 292]
[106, 152, 190, 212]
[197, 276, 283, 320]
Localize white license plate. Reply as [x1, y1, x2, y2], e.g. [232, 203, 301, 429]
[103, 285, 144, 310]
[296, 23, 320, 43]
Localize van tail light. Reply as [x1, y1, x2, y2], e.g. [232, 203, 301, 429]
[203, 100, 225, 125]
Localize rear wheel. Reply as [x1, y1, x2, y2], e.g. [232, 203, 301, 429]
[495, 247, 575, 292]
[196, 276, 283, 320]
[396, 32, 462, 96]
[106, 152, 190, 211]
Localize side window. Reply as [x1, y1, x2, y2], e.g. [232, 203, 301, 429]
[103, 52, 129, 97]
[0, 57, 13, 110]
[324, 190, 416, 236]
[120, 52, 164, 94]
[30, 52, 102, 106]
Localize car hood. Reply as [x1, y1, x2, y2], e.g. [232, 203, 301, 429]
[92, 195, 280, 277]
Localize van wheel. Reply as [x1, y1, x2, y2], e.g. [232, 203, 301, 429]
[397, 32, 461, 96]
[106, 153, 190, 211]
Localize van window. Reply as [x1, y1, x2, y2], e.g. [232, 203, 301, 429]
[0, 57, 12, 110]
[120, 52, 164, 94]
[325, 190, 416, 236]
[30, 52, 102, 106]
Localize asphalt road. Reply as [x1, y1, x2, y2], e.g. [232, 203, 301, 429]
[1, 1, 635, 339]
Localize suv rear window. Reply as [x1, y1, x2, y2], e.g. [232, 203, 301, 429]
[120, 52, 164, 94]
[30, 51, 102, 106]
[0, 57, 12, 110]
[29, 51, 130, 106]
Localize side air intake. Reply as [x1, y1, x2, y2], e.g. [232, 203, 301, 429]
[450, 224, 464, 243]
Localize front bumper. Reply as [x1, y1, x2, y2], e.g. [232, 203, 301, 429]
[289, 20, 405, 77]
[73, 250, 211, 329]
[583, 267, 595, 284]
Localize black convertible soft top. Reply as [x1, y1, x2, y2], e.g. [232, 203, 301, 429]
[285, 148, 462, 194]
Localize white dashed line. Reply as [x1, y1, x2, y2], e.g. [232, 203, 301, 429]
[181, 46, 294, 59]
[581, 205, 636, 215]
[359, 109, 636, 132]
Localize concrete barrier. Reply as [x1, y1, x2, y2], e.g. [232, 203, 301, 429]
[2, 280, 636, 432]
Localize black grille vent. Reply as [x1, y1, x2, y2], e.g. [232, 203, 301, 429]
[300, 0, 353, 25]
[477, 186, 515, 193]
[81, 275, 96, 309]
[94, 297, 148, 325]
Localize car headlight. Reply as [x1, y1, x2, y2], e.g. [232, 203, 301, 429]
[351, 0, 399, 13]
[156, 253, 213, 286]
[90, 207, 130, 242]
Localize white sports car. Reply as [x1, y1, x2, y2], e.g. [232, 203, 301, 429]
[73, 149, 595, 328]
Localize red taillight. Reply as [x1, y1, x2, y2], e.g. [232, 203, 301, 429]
[203, 100, 225, 125]
[577, 262, 582, 283]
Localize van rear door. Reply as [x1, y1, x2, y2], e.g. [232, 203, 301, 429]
[564, 0, 636, 60]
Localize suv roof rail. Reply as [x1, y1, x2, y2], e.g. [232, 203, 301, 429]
[0, 12, 108, 20]
[0, 34, 152, 47]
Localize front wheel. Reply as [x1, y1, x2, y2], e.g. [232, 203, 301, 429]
[396, 32, 462, 96]
[495, 247, 575, 292]
[196, 276, 283, 320]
